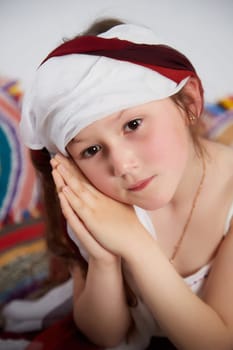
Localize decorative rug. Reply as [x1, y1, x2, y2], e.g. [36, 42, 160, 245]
[0, 78, 49, 325]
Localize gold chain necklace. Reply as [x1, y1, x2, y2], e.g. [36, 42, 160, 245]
[170, 155, 206, 264]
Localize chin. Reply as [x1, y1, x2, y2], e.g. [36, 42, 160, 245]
[137, 203, 164, 211]
[133, 193, 172, 211]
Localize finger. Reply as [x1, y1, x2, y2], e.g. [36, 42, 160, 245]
[55, 153, 85, 179]
[58, 191, 102, 253]
[51, 168, 66, 193]
[54, 153, 70, 168]
[61, 185, 95, 229]
[50, 157, 60, 169]
[62, 185, 90, 211]
[56, 163, 84, 194]
[58, 191, 86, 232]
[54, 153, 100, 199]
[55, 160, 97, 196]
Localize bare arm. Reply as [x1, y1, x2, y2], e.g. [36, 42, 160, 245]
[51, 157, 131, 347]
[72, 256, 131, 348]
[123, 229, 233, 350]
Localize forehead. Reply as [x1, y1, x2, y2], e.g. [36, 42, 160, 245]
[72, 109, 123, 142]
[72, 98, 173, 142]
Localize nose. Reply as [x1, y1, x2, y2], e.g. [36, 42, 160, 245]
[109, 147, 139, 177]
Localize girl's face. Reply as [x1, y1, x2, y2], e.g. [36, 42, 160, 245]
[67, 98, 192, 210]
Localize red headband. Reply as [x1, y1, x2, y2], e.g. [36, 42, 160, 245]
[41, 36, 200, 86]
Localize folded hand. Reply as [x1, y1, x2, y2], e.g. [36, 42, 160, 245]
[51, 153, 145, 257]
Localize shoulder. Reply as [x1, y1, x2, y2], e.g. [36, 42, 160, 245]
[215, 142, 233, 204]
[206, 141, 233, 274]
[206, 221, 233, 285]
[204, 138, 233, 167]
[203, 139, 233, 190]
[202, 222, 233, 331]
[201, 139, 233, 231]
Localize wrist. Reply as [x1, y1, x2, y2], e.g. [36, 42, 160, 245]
[89, 254, 121, 269]
[122, 227, 156, 263]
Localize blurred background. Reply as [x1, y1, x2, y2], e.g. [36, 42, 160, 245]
[1, 0, 233, 102]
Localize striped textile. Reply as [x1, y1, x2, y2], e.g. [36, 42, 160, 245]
[0, 219, 49, 309]
[0, 77, 48, 315]
[0, 78, 41, 227]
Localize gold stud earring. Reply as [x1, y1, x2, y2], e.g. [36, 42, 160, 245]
[188, 114, 197, 125]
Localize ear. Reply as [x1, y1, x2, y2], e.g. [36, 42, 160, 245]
[182, 77, 204, 118]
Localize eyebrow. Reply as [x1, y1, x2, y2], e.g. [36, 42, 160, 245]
[72, 109, 128, 144]
[116, 109, 126, 120]
[70, 135, 83, 144]
[71, 137, 83, 144]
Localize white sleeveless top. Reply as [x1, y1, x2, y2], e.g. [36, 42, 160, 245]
[67, 203, 233, 350]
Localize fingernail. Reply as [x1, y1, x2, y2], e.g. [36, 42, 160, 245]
[50, 158, 58, 168]
[55, 153, 64, 161]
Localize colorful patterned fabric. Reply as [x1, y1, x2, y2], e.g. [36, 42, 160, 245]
[201, 95, 233, 146]
[0, 78, 41, 227]
[0, 77, 49, 318]
[0, 219, 48, 310]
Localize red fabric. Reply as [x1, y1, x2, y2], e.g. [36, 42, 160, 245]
[0, 221, 45, 252]
[26, 314, 103, 350]
[23, 313, 178, 350]
[40, 36, 197, 84]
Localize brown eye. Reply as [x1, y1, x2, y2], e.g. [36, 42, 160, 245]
[82, 145, 101, 158]
[124, 118, 142, 132]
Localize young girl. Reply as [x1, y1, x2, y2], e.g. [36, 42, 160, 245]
[20, 18, 233, 350]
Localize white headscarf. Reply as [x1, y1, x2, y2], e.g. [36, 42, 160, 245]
[20, 23, 189, 155]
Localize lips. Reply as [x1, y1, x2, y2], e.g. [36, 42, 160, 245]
[128, 176, 154, 191]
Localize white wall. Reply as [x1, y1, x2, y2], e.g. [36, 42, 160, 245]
[1, 0, 232, 102]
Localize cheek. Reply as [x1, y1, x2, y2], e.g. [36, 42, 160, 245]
[78, 162, 114, 194]
[142, 122, 189, 173]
